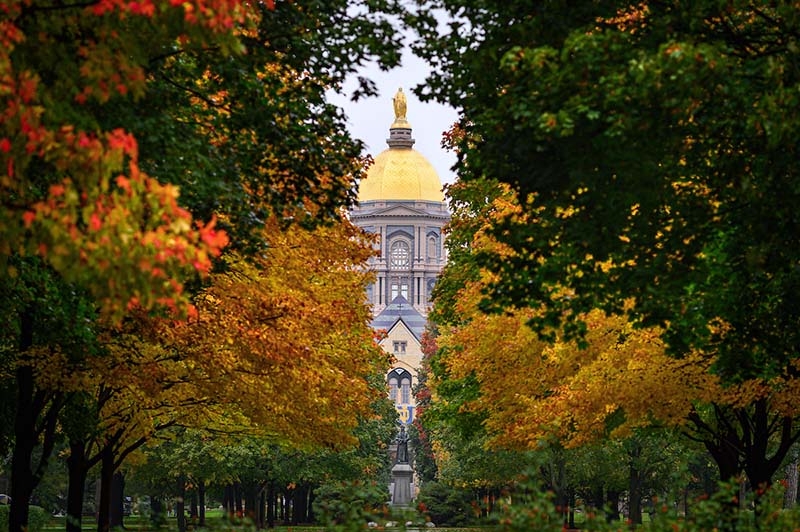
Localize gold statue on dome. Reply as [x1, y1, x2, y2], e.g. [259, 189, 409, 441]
[393, 87, 407, 121]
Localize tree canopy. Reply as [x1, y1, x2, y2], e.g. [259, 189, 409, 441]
[411, 0, 800, 489]
[1, 2, 406, 531]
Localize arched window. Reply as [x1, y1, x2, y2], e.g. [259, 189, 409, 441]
[427, 278, 436, 298]
[390, 239, 410, 269]
[388, 368, 412, 405]
[427, 235, 437, 260]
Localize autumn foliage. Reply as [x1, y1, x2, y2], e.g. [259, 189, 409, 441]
[0, 1, 257, 318]
[434, 182, 800, 459]
[1, 1, 405, 531]
[151, 215, 389, 447]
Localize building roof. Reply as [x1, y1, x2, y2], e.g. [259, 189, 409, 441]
[371, 295, 427, 340]
[357, 88, 444, 203]
[359, 148, 444, 203]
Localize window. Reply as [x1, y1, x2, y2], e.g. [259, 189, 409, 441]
[390, 240, 410, 269]
[393, 341, 407, 354]
[427, 235, 437, 259]
[390, 278, 409, 300]
[388, 368, 412, 406]
[427, 278, 436, 297]
[401, 381, 411, 404]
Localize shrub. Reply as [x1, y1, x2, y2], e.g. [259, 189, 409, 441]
[0, 506, 48, 532]
[28, 506, 48, 532]
[416, 481, 478, 527]
[493, 478, 800, 532]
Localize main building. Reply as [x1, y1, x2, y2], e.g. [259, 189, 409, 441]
[350, 89, 449, 497]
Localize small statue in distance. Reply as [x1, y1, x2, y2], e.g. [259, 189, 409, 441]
[393, 87, 407, 121]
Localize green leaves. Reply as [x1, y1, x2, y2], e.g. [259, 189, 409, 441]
[411, 0, 800, 381]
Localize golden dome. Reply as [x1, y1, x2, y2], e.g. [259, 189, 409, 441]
[357, 88, 444, 203]
[359, 148, 444, 202]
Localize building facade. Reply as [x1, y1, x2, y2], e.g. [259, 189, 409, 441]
[351, 88, 449, 427]
[350, 89, 449, 503]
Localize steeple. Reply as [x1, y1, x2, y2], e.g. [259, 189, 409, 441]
[387, 87, 414, 149]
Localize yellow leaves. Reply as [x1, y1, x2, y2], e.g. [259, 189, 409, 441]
[597, 2, 650, 34]
[555, 204, 579, 219]
[441, 277, 800, 453]
[155, 214, 386, 448]
[438, 303, 711, 450]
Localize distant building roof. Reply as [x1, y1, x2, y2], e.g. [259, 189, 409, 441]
[372, 295, 427, 340]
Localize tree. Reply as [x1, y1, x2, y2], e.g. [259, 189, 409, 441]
[156, 215, 389, 448]
[410, 0, 800, 489]
[3, 1, 406, 531]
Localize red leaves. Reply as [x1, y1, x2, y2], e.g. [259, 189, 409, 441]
[90, 213, 103, 231]
[85, 0, 254, 31]
[198, 215, 229, 254]
[107, 128, 138, 158]
[0, 138, 10, 153]
[90, 0, 156, 17]
[22, 210, 35, 228]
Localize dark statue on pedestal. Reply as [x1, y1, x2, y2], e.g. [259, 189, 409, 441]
[395, 426, 409, 464]
[391, 425, 413, 506]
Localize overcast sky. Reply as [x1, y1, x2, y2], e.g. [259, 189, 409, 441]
[327, 48, 460, 187]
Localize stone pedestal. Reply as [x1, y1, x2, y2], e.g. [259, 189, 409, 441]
[391, 463, 413, 506]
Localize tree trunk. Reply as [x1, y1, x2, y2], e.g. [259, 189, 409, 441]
[198, 480, 206, 527]
[292, 484, 308, 525]
[568, 489, 576, 529]
[244, 484, 257, 520]
[150, 496, 166, 527]
[176, 477, 186, 532]
[110, 472, 125, 529]
[233, 482, 243, 515]
[628, 464, 642, 525]
[606, 490, 621, 523]
[190, 490, 198, 520]
[588, 486, 604, 514]
[307, 486, 315, 524]
[266, 482, 275, 529]
[223, 485, 232, 516]
[67, 439, 89, 532]
[97, 445, 115, 532]
[258, 487, 266, 528]
[785, 447, 798, 509]
[10, 312, 35, 532]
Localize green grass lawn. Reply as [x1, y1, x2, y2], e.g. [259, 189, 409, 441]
[42, 515, 488, 532]
[42, 508, 494, 532]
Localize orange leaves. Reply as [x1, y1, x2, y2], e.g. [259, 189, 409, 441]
[198, 215, 229, 252]
[441, 281, 800, 451]
[152, 215, 385, 447]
